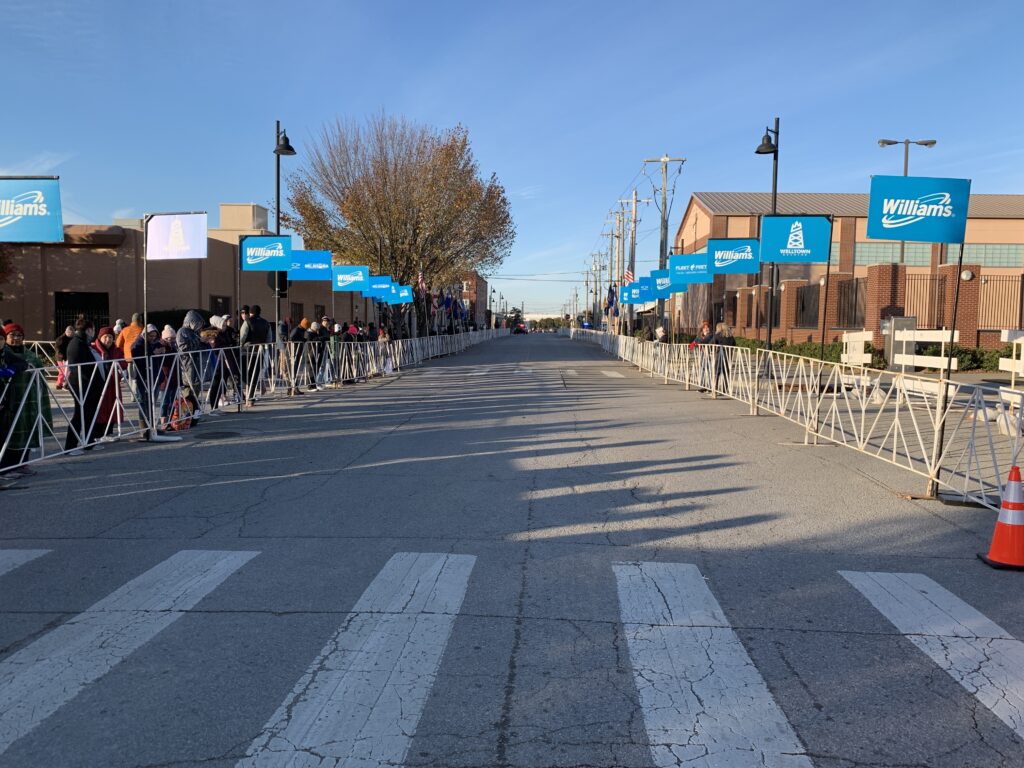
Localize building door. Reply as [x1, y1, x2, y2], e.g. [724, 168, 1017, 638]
[54, 292, 109, 334]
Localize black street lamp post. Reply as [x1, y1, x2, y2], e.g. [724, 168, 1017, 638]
[273, 120, 296, 345]
[755, 117, 779, 353]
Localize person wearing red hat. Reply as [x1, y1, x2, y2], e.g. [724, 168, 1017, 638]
[92, 325, 127, 441]
[0, 322, 52, 475]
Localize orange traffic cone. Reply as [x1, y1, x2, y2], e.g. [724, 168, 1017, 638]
[979, 466, 1024, 570]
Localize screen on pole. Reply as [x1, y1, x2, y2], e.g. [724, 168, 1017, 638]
[145, 213, 208, 260]
[0, 177, 64, 242]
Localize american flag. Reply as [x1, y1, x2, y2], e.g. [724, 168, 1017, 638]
[417, 269, 427, 293]
[623, 267, 634, 284]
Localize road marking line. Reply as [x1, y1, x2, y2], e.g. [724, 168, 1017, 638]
[614, 562, 812, 767]
[238, 552, 476, 767]
[466, 368, 491, 376]
[601, 370, 625, 378]
[0, 549, 258, 756]
[841, 570, 1024, 741]
[0, 550, 50, 579]
[563, 369, 578, 376]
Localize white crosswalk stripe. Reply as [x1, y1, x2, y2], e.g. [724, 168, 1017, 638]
[614, 561, 812, 768]
[562, 369, 578, 376]
[0, 550, 50, 579]
[842, 570, 1024, 742]
[237, 552, 476, 767]
[0, 549, 258, 756]
[601, 370, 625, 378]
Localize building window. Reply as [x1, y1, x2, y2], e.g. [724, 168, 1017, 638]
[209, 295, 231, 316]
[942, 243, 1024, 268]
[289, 303, 304, 323]
[314, 304, 326, 321]
[854, 242, 931, 266]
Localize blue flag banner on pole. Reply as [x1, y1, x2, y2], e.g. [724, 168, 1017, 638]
[362, 275, 392, 299]
[619, 286, 630, 305]
[639, 277, 654, 303]
[628, 283, 642, 303]
[332, 265, 370, 292]
[668, 252, 713, 284]
[707, 238, 760, 274]
[397, 285, 413, 303]
[651, 269, 674, 299]
[759, 216, 832, 264]
[288, 250, 332, 280]
[0, 177, 64, 242]
[867, 175, 971, 244]
[241, 235, 292, 271]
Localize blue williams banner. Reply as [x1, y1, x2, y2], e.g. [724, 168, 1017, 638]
[240, 235, 292, 271]
[332, 265, 370, 292]
[397, 285, 413, 303]
[628, 283, 642, 303]
[867, 175, 971, 244]
[760, 216, 832, 264]
[288, 250, 332, 281]
[651, 269, 674, 299]
[0, 177, 64, 242]
[619, 286, 630, 305]
[708, 238, 760, 274]
[668, 252, 713, 284]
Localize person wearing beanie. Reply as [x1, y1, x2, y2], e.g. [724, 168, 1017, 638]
[161, 326, 175, 343]
[1, 322, 51, 475]
[92, 325, 126, 441]
[287, 318, 310, 395]
[64, 316, 102, 454]
[307, 321, 326, 391]
[130, 324, 166, 438]
[116, 312, 144, 362]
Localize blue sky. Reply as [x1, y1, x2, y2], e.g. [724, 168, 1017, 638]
[5, 0, 1023, 316]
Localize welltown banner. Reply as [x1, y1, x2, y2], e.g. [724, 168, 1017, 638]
[867, 175, 971, 244]
[0, 177, 64, 242]
[759, 216, 832, 264]
[707, 238, 760, 274]
[288, 250, 332, 281]
[240, 235, 292, 271]
[332, 265, 370, 292]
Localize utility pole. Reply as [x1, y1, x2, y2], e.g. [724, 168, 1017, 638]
[584, 267, 590, 327]
[643, 155, 686, 329]
[620, 190, 651, 335]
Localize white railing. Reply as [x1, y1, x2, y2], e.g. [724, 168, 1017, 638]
[568, 328, 1024, 510]
[0, 329, 507, 472]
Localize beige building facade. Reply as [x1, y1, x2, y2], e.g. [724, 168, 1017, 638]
[0, 203, 374, 339]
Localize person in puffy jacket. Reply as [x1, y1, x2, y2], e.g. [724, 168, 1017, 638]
[176, 310, 206, 422]
[64, 317, 102, 453]
[92, 326, 127, 440]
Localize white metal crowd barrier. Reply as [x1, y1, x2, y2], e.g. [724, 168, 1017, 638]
[568, 328, 1024, 511]
[0, 330, 507, 473]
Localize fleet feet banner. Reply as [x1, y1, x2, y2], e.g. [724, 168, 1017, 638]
[759, 216, 832, 264]
[708, 238, 760, 274]
[867, 175, 971, 244]
[669, 252, 713, 284]
[0, 177, 63, 242]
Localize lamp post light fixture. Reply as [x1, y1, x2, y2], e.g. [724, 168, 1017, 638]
[755, 117, 780, 353]
[273, 120, 296, 352]
[878, 138, 936, 264]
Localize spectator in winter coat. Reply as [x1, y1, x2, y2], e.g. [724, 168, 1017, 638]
[1, 323, 52, 475]
[176, 311, 207, 407]
[54, 325, 74, 389]
[130, 324, 164, 437]
[64, 317, 103, 453]
[288, 318, 310, 394]
[116, 313, 144, 362]
[239, 305, 271, 404]
[92, 326, 126, 440]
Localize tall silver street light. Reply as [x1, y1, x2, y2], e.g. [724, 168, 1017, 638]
[878, 139, 936, 265]
[273, 120, 296, 343]
[755, 118, 779, 351]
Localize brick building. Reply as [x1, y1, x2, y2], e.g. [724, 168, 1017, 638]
[0, 203, 374, 339]
[461, 271, 489, 328]
[667, 192, 1024, 347]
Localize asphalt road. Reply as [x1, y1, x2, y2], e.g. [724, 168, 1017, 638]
[1, 333, 1022, 768]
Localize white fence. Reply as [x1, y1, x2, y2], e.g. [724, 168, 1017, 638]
[0, 330, 507, 472]
[568, 329, 1024, 510]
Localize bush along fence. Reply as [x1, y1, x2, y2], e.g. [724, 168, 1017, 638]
[0, 330, 507, 472]
[566, 328, 1024, 512]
